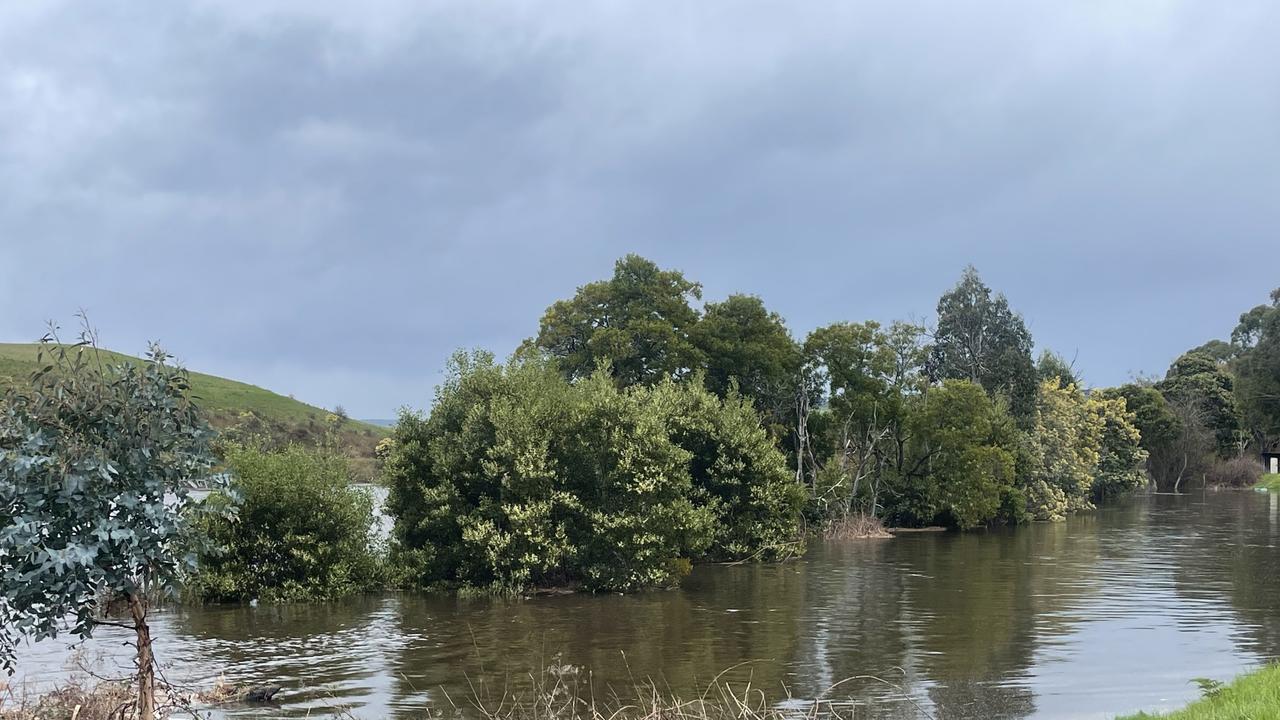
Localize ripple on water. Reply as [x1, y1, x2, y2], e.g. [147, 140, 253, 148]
[12, 492, 1280, 719]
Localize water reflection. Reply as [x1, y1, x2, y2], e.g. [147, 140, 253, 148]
[13, 491, 1280, 719]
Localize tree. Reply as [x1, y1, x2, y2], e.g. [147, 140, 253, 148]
[1088, 393, 1149, 502]
[928, 267, 1038, 421]
[802, 321, 926, 520]
[1158, 351, 1241, 454]
[190, 445, 382, 602]
[691, 294, 802, 426]
[0, 336, 225, 719]
[1024, 380, 1103, 521]
[1233, 290, 1280, 450]
[1036, 350, 1080, 389]
[902, 380, 1018, 529]
[384, 351, 801, 593]
[1098, 384, 1180, 458]
[532, 255, 704, 387]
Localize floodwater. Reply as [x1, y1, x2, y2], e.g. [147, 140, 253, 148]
[12, 490, 1280, 719]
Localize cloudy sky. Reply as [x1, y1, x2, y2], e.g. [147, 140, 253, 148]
[1, 1, 1276, 418]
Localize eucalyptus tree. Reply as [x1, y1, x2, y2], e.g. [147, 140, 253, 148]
[0, 334, 229, 720]
[927, 266, 1038, 421]
[1232, 288, 1280, 450]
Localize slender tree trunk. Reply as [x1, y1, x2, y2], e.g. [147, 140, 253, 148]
[127, 591, 157, 720]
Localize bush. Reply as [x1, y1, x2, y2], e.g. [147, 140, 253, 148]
[1024, 380, 1102, 520]
[384, 352, 803, 593]
[189, 446, 383, 602]
[891, 380, 1019, 529]
[1206, 457, 1265, 487]
[1089, 393, 1150, 502]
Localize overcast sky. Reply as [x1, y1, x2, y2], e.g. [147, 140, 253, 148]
[1, 1, 1276, 418]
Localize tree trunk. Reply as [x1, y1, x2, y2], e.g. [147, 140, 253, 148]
[127, 591, 157, 720]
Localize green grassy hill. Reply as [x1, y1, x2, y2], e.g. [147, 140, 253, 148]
[0, 343, 387, 479]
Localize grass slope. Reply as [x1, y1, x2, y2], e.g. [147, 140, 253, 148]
[1117, 665, 1280, 719]
[0, 343, 386, 475]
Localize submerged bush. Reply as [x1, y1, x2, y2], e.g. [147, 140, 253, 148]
[190, 446, 383, 602]
[1206, 457, 1264, 487]
[384, 352, 803, 593]
[1024, 380, 1103, 520]
[896, 380, 1019, 529]
[1089, 393, 1149, 501]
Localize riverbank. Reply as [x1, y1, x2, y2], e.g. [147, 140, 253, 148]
[1255, 475, 1280, 491]
[1117, 665, 1280, 719]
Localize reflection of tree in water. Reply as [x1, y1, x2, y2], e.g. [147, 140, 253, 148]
[785, 540, 916, 716]
[388, 561, 808, 716]
[896, 517, 1102, 720]
[1167, 491, 1280, 660]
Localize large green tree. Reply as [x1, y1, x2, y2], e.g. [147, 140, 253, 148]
[928, 266, 1038, 421]
[691, 294, 802, 424]
[1158, 351, 1241, 454]
[533, 255, 704, 387]
[1232, 289, 1280, 450]
[901, 380, 1019, 529]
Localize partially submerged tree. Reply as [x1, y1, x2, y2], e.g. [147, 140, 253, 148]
[1088, 393, 1149, 502]
[0, 332, 228, 719]
[903, 380, 1019, 529]
[384, 351, 802, 593]
[1158, 351, 1241, 455]
[1024, 380, 1103, 521]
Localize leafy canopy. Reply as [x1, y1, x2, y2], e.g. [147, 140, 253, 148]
[533, 255, 704, 387]
[928, 266, 1037, 421]
[384, 352, 802, 592]
[189, 445, 382, 602]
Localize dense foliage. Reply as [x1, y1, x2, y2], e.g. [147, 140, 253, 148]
[190, 445, 382, 602]
[533, 255, 705, 387]
[904, 380, 1019, 529]
[927, 266, 1038, 421]
[384, 352, 802, 592]
[0, 336, 227, 719]
[524, 259, 1154, 534]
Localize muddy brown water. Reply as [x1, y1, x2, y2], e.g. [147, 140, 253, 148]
[12, 490, 1280, 719]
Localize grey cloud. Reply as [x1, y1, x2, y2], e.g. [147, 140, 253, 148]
[1, 1, 1277, 415]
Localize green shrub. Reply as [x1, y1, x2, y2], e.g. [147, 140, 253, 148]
[889, 380, 1019, 529]
[384, 352, 802, 593]
[189, 445, 383, 602]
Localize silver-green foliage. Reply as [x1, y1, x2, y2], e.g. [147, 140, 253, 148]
[0, 338, 226, 672]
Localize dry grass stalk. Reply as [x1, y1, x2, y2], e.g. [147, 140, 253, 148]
[824, 514, 891, 540]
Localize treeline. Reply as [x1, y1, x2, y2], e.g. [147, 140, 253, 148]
[378, 256, 1151, 593]
[1103, 287, 1280, 491]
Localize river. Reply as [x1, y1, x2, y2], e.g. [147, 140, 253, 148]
[11, 490, 1280, 719]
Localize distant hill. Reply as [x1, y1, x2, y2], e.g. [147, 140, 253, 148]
[360, 418, 398, 428]
[0, 343, 386, 479]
